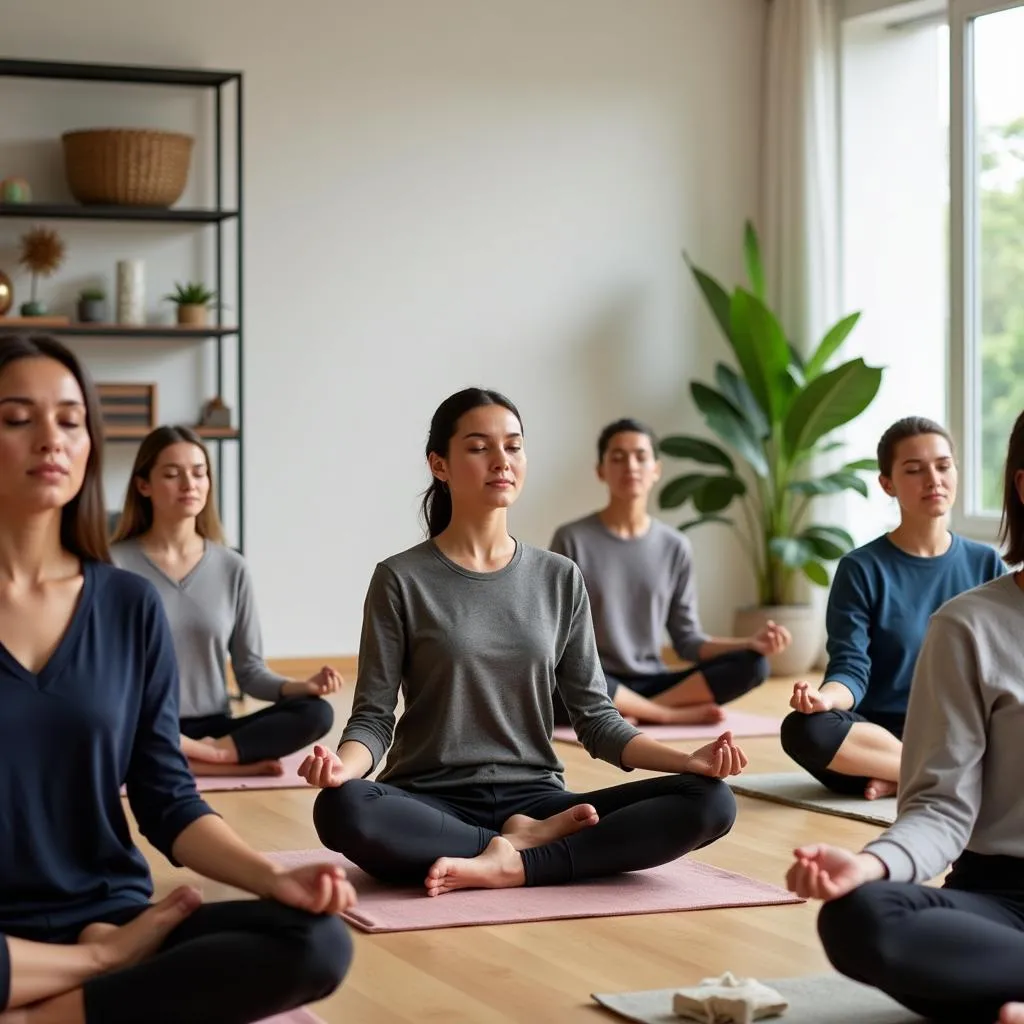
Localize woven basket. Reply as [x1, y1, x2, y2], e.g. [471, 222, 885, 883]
[62, 128, 194, 207]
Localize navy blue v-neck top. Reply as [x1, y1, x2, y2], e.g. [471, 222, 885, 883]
[0, 560, 216, 937]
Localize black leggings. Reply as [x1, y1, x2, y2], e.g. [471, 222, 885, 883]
[181, 696, 333, 763]
[552, 650, 769, 727]
[0, 899, 352, 1024]
[313, 773, 736, 887]
[779, 709, 905, 796]
[818, 852, 1024, 1023]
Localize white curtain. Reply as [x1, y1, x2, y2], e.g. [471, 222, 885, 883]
[760, 0, 843, 666]
[761, 0, 841, 358]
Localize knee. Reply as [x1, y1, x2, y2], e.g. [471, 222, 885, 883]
[680, 776, 737, 843]
[313, 781, 363, 852]
[296, 696, 334, 739]
[288, 912, 354, 1001]
[705, 651, 769, 703]
[780, 710, 839, 769]
[817, 883, 897, 978]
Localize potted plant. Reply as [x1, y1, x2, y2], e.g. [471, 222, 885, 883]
[77, 286, 107, 323]
[164, 281, 217, 326]
[658, 221, 884, 675]
[18, 226, 66, 317]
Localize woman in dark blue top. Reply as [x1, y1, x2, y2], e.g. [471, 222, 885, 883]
[780, 416, 1005, 800]
[0, 335, 353, 1024]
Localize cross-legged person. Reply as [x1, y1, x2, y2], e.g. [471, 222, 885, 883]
[0, 335, 353, 1024]
[300, 388, 747, 896]
[780, 417, 1004, 801]
[549, 418, 789, 729]
[111, 426, 341, 777]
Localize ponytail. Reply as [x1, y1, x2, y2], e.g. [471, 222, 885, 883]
[420, 479, 453, 538]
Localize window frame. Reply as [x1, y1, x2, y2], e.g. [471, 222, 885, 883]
[948, 0, 1024, 541]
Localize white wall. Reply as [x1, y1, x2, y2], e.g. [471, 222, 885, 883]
[1, 0, 767, 656]
[839, 12, 948, 541]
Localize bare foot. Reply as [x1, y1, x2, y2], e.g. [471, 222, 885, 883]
[78, 886, 202, 972]
[188, 758, 283, 777]
[660, 703, 726, 726]
[864, 778, 898, 800]
[1000, 1004, 1024, 1023]
[201, 735, 240, 763]
[425, 836, 526, 897]
[500, 803, 599, 850]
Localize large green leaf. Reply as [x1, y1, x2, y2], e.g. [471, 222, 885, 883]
[788, 471, 870, 498]
[801, 524, 855, 550]
[691, 382, 769, 476]
[782, 358, 883, 459]
[803, 561, 831, 586]
[693, 475, 746, 513]
[744, 220, 766, 299]
[659, 473, 714, 510]
[658, 435, 735, 471]
[842, 457, 878, 472]
[677, 514, 733, 532]
[769, 536, 816, 568]
[803, 312, 862, 380]
[686, 261, 733, 344]
[714, 363, 769, 439]
[799, 528, 847, 560]
[728, 289, 792, 420]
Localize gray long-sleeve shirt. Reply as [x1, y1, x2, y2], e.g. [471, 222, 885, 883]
[864, 572, 1024, 883]
[111, 539, 288, 718]
[339, 539, 641, 791]
[549, 513, 710, 676]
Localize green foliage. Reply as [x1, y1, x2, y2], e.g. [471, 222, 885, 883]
[979, 119, 1024, 511]
[662, 222, 884, 606]
[164, 281, 217, 306]
[78, 287, 105, 301]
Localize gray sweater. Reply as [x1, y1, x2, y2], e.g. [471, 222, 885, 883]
[340, 540, 641, 791]
[865, 572, 1024, 882]
[111, 539, 288, 719]
[550, 512, 710, 676]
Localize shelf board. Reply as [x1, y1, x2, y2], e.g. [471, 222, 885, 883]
[0, 58, 240, 88]
[0, 202, 238, 224]
[105, 426, 240, 443]
[0, 321, 239, 339]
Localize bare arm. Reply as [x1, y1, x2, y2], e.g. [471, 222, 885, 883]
[621, 730, 748, 778]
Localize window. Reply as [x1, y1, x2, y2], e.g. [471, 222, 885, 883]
[950, 0, 1024, 532]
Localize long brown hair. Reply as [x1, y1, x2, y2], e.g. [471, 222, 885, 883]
[998, 409, 1024, 568]
[112, 425, 226, 544]
[0, 334, 110, 562]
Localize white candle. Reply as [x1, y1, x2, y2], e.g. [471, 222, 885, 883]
[116, 259, 145, 325]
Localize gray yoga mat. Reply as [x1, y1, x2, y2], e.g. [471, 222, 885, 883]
[593, 973, 924, 1024]
[726, 771, 897, 826]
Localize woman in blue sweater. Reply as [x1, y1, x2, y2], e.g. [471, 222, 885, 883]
[0, 335, 353, 1024]
[780, 416, 1004, 800]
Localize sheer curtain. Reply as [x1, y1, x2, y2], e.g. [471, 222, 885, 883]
[761, 0, 843, 667]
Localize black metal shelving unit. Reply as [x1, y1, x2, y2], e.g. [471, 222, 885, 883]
[0, 57, 246, 551]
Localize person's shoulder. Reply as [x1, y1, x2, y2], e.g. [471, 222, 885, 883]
[953, 534, 1005, 569]
[378, 539, 434, 574]
[89, 558, 162, 610]
[647, 517, 695, 559]
[550, 512, 601, 541]
[108, 537, 143, 567]
[933, 573, 1018, 628]
[834, 535, 893, 576]
[521, 542, 584, 585]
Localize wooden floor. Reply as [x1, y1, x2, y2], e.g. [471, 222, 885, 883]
[132, 664, 882, 1024]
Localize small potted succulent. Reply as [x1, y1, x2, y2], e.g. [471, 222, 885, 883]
[77, 286, 107, 323]
[164, 281, 217, 326]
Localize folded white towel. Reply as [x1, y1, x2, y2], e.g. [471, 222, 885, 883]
[672, 971, 789, 1024]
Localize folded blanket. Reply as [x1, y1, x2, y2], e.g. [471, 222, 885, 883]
[672, 971, 789, 1023]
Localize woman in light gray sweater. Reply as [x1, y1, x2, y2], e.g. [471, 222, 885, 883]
[785, 408, 1024, 1024]
[300, 388, 748, 897]
[112, 426, 341, 777]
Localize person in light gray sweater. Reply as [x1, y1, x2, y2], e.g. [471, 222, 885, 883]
[785, 409, 1024, 1024]
[111, 426, 340, 776]
[300, 388, 748, 896]
[549, 418, 789, 728]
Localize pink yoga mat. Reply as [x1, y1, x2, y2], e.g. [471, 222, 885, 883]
[191, 749, 315, 792]
[552, 709, 781, 744]
[265, 849, 801, 934]
[257, 1011, 325, 1024]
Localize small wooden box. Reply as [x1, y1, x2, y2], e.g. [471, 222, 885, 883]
[96, 383, 157, 439]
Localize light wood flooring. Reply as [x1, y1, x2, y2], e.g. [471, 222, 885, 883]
[130, 662, 882, 1024]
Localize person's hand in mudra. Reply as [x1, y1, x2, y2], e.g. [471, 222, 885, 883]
[790, 680, 833, 714]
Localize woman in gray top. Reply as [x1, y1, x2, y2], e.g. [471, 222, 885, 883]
[300, 388, 748, 896]
[785, 409, 1024, 1024]
[111, 426, 340, 777]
